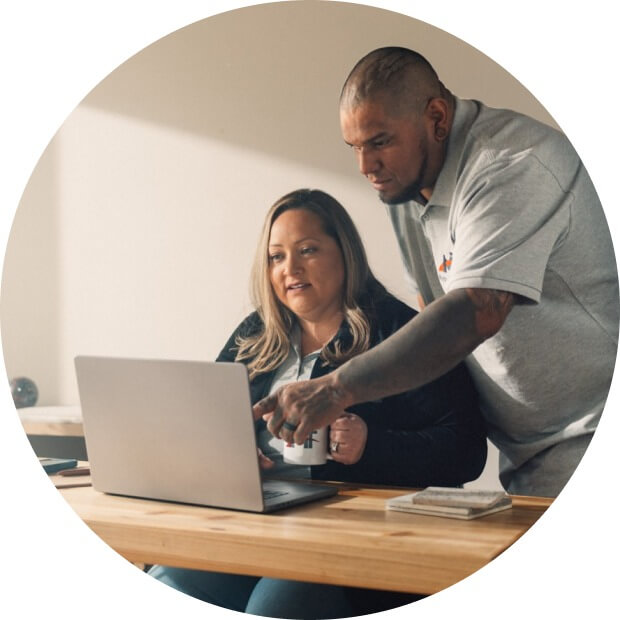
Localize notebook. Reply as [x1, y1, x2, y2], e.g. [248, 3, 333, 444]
[39, 457, 78, 474]
[74, 356, 337, 513]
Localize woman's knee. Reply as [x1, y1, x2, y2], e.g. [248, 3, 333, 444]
[246, 578, 354, 619]
[147, 565, 259, 611]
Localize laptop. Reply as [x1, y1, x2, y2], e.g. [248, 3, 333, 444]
[74, 355, 337, 512]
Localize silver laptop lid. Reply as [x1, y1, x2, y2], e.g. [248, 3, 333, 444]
[74, 356, 266, 512]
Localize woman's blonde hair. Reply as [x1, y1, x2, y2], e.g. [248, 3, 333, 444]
[235, 189, 386, 378]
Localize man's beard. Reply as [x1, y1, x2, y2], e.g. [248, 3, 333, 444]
[378, 179, 424, 205]
[378, 149, 429, 205]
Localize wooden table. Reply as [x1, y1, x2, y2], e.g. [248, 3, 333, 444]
[19, 406, 84, 437]
[53, 473, 551, 595]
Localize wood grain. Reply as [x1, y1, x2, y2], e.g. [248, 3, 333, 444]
[57, 483, 551, 594]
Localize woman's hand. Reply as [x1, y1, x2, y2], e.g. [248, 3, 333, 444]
[257, 448, 274, 470]
[329, 413, 368, 465]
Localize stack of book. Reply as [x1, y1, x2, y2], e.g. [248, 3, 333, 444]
[386, 487, 512, 520]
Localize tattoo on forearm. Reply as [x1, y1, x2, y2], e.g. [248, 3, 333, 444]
[466, 288, 514, 339]
[338, 287, 514, 406]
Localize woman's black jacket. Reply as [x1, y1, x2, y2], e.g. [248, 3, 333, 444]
[217, 292, 487, 488]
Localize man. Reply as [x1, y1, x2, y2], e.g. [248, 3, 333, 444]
[254, 47, 618, 497]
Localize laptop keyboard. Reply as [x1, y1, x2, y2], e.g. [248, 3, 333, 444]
[263, 489, 289, 500]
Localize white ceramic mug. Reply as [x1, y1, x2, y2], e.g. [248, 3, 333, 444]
[283, 427, 328, 465]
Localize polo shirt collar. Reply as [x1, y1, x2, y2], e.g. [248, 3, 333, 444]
[426, 97, 479, 209]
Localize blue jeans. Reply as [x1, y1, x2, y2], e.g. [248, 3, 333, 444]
[147, 565, 420, 618]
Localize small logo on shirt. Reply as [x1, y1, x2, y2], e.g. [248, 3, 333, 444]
[438, 252, 453, 273]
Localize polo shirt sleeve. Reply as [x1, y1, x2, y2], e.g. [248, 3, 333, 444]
[446, 150, 572, 303]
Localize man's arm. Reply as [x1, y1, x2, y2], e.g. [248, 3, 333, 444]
[254, 288, 514, 444]
[338, 287, 514, 404]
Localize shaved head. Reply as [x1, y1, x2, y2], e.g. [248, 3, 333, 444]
[340, 47, 449, 118]
[339, 48, 455, 205]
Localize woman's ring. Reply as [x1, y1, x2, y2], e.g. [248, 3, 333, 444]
[330, 441, 339, 453]
[283, 421, 298, 432]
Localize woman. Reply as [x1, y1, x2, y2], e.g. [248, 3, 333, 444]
[149, 189, 487, 618]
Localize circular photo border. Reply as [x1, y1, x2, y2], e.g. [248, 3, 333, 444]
[1, 2, 617, 619]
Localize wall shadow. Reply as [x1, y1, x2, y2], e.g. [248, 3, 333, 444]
[80, 2, 556, 181]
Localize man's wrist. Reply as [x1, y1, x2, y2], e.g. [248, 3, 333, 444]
[331, 366, 357, 410]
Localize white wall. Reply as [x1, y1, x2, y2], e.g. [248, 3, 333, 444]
[0, 2, 563, 488]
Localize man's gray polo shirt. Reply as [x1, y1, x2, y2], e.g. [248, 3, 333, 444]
[387, 98, 618, 496]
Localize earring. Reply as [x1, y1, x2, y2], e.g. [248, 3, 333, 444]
[436, 127, 446, 139]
